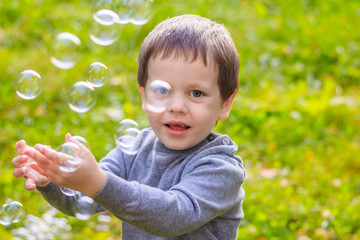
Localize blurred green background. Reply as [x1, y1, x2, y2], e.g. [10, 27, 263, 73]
[1, 0, 359, 239]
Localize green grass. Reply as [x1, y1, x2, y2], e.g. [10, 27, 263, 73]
[1, 0, 360, 239]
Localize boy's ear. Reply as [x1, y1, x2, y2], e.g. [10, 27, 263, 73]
[218, 91, 237, 120]
[140, 86, 148, 113]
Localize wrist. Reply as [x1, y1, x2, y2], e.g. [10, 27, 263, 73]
[84, 168, 107, 197]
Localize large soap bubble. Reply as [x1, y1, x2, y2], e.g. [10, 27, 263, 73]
[89, 9, 122, 46]
[74, 196, 96, 220]
[113, 119, 143, 154]
[50, 32, 81, 69]
[55, 142, 82, 173]
[0, 201, 25, 226]
[144, 80, 171, 113]
[14, 70, 42, 100]
[68, 81, 97, 113]
[85, 62, 109, 88]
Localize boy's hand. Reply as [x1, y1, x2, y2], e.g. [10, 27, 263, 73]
[25, 133, 107, 197]
[12, 140, 50, 191]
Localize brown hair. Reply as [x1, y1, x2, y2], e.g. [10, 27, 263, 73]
[137, 14, 239, 101]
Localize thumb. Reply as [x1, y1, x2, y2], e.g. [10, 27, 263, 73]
[65, 133, 73, 142]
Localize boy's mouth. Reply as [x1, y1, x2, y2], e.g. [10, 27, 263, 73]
[165, 122, 190, 131]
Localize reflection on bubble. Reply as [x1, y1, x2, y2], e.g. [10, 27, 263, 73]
[113, 119, 143, 154]
[56, 142, 82, 173]
[93, 9, 119, 25]
[50, 32, 81, 69]
[85, 62, 109, 88]
[89, 10, 122, 46]
[145, 80, 171, 113]
[0, 201, 25, 226]
[75, 196, 96, 220]
[68, 81, 97, 113]
[70, 135, 91, 150]
[14, 70, 42, 100]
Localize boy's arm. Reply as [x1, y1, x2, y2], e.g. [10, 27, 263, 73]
[93, 156, 245, 237]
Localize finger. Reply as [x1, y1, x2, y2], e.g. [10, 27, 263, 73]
[34, 144, 67, 170]
[67, 134, 89, 156]
[13, 166, 27, 178]
[12, 155, 30, 168]
[65, 132, 73, 142]
[24, 178, 36, 191]
[15, 140, 27, 155]
[29, 162, 47, 176]
[25, 146, 54, 170]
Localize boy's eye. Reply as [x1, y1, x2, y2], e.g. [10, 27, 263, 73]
[191, 90, 203, 98]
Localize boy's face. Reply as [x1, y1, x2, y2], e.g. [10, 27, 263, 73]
[141, 53, 234, 150]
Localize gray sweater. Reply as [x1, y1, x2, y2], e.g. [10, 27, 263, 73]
[38, 129, 245, 239]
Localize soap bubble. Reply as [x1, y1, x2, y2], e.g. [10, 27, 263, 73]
[55, 142, 82, 173]
[68, 81, 97, 113]
[113, 0, 155, 25]
[129, 0, 155, 25]
[75, 196, 96, 220]
[91, 0, 115, 15]
[93, 9, 119, 25]
[50, 32, 81, 69]
[70, 135, 91, 150]
[113, 0, 133, 24]
[144, 80, 171, 113]
[113, 119, 143, 154]
[85, 62, 109, 88]
[89, 10, 122, 46]
[59, 186, 77, 196]
[0, 201, 25, 226]
[14, 70, 42, 100]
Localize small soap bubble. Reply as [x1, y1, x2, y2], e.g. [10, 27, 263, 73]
[0, 201, 25, 225]
[113, 119, 143, 154]
[145, 80, 171, 113]
[60, 186, 77, 196]
[68, 81, 97, 113]
[89, 10, 122, 46]
[50, 32, 81, 69]
[55, 142, 82, 173]
[85, 62, 109, 88]
[70, 135, 91, 150]
[75, 196, 96, 220]
[129, 0, 155, 25]
[14, 70, 42, 100]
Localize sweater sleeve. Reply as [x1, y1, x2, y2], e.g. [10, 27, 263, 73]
[92, 156, 245, 237]
[36, 182, 106, 216]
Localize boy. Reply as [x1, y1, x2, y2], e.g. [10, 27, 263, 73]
[12, 14, 245, 239]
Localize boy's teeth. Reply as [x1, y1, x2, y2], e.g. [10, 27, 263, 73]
[170, 123, 186, 127]
[167, 123, 189, 130]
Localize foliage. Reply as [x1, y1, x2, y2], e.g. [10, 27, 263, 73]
[1, 0, 359, 239]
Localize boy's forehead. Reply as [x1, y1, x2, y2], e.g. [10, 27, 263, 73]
[150, 50, 218, 70]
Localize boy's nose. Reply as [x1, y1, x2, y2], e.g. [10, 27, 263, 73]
[168, 94, 187, 114]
